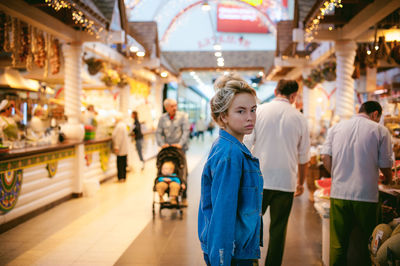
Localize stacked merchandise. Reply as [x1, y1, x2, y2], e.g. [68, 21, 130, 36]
[369, 220, 400, 265]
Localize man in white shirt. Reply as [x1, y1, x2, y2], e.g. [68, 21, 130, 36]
[112, 114, 129, 182]
[321, 101, 393, 266]
[244, 80, 310, 266]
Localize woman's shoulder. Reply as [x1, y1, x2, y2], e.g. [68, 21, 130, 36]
[208, 138, 244, 162]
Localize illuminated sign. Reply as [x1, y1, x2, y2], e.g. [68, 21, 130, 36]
[242, 0, 263, 6]
[217, 4, 269, 34]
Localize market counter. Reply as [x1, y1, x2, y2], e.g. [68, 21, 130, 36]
[0, 138, 117, 232]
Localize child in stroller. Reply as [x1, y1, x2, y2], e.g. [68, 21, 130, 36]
[153, 146, 188, 215]
[155, 161, 186, 205]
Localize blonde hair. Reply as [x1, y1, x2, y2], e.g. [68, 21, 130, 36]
[211, 73, 256, 127]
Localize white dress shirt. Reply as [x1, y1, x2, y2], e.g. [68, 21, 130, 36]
[321, 113, 393, 203]
[244, 98, 310, 192]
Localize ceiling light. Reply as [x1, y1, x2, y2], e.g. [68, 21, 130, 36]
[136, 51, 145, 57]
[213, 43, 221, 50]
[217, 57, 224, 62]
[160, 71, 168, 78]
[215, 52, 222, 57]
[202, 1, 211, 11]
[217, 61, 224, 67]
[129, 46, 139, 52]
[258, 71, 264, 77]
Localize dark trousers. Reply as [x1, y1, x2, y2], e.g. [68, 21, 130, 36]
[117, 155, 127, 180]
[262, 189, 294, 266]
[203, 253, 259, 266]
[135, 138, 144, 162]
[330, 198, 378, 266]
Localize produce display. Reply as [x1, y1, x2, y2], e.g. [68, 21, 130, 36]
[314, 178, 331, 199]
[370, 220, 400, 265]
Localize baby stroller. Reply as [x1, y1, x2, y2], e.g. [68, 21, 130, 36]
[152, 146, 187, 217]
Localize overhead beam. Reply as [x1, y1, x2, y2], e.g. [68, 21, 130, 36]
[0, 0, 82, 42]
[341, 0, 400, 40]
[310, 41, 335, 66]
[274, 57, 308, 67]
[312, 0, 400, 41]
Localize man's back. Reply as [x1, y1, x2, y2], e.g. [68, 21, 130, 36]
[246, 99, 309, 192]
[322, 114, 392, 202]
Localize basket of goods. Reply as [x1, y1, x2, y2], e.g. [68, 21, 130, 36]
[322, 61, 336, 82]
[84, 125, 96, 141]
[101, 69, 120, 87]
[117, 74, 129, 88]
[85, 57, 104, 75]
[303, 75, 317, 89]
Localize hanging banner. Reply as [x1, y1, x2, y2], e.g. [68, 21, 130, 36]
[217, 3, 269, 34]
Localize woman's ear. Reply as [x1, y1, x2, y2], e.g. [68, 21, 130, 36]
[220, 113, 227, 125]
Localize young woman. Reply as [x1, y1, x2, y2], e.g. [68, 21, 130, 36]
[198, 74, 263, 266]
[131, 111, 145, 170]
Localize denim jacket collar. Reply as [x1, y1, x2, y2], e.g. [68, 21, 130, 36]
[219, 129, 255, 159]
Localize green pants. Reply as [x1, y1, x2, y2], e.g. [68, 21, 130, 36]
[262, 189, 294, 266]
[330, 198, 378, 266]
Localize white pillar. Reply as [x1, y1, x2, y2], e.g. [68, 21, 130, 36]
[335, 40, 357, 120]
[302, 68, 318, 135]
[62, 43, 85, 195]
[62, 42, 84, 140]
[120, 86, 130, 120]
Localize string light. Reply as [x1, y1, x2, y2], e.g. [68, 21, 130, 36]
[44, 0, 104, 38]
[305, 0, 343, 42]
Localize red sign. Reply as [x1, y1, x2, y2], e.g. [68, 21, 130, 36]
[217, 4, 269, 34]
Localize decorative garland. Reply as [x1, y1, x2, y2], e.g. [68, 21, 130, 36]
[0, 148, 75, 172]
[46, 161, 58, 177]
[99, 149, 110, 172]
[0, 169, 23, 213]
[85, 142, 111, 171]
[303, 61, 336, 89]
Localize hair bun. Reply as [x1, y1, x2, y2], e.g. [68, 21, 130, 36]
[214, 73, 246, 91]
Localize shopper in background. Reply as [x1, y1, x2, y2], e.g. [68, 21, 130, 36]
[244, 79, 310, 266]
[30, 105, 46, 137]
[195, 116, 207, 141]
[82, 104, 97, 126]
[156, 98, 190, 151]
[198, 73, 263, 266]
[112, 114, 129, 182]
[156, 98, 190, 205]
[207, 120, 215, 136]
[131, 111, 145, 170]
[0, 99, 22, 143]
[321, 101, 393, 266]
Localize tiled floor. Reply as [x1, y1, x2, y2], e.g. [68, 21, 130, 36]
[0, 133, 322, 266]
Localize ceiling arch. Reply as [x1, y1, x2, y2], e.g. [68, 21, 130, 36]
[160, 0, 277, 43]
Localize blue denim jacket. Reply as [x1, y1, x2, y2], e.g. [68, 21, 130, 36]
[198, 129, 263, 265]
